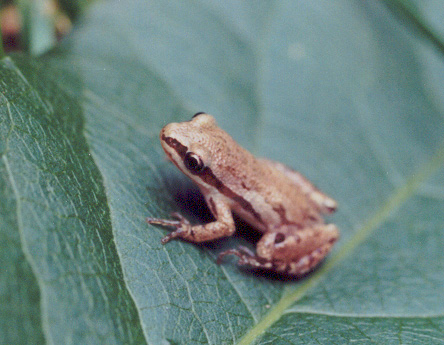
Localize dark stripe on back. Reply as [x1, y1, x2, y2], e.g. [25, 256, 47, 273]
[273, 204, 300, 227]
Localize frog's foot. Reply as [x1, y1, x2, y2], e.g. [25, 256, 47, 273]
[147, 209, 236, 243]
[217, 246, 327, 277]
[146, 212, 191, 244]
[217, 246, 274, 270]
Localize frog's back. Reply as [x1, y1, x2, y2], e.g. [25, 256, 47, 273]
[240, 157, 323, 229]
[210, 142, 322, 231]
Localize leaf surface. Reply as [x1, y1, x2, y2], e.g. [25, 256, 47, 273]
[1, 0, 444, 344]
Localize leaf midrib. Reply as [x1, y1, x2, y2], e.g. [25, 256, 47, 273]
[236, 142, 444, 345]
[282, 310, 444, 319]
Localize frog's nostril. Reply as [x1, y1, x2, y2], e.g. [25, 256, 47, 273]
[274, 233, 286, 244]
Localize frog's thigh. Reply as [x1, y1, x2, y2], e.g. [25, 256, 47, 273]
[256, 224, 339, 275]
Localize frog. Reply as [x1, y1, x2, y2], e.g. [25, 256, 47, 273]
[146, 112, 339, 276]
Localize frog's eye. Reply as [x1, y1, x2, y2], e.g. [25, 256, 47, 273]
[184, 152, 205, 173]
[192, 112, 206, 119]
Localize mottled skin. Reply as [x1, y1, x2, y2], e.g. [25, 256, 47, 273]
[146, 113, 339, 276]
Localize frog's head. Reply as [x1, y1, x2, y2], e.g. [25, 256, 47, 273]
[159, 112, 217, 181]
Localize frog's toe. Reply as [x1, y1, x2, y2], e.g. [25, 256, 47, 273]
[216, 249, 242, 264]
[170, 212, 191, 225]
[217, 247, 273, 270]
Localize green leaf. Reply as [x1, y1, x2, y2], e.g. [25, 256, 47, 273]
[0, 55, 146, 343]
[1, 0, 444, 344]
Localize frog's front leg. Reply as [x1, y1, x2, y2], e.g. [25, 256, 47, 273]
[218, 224, 339, 276]
[146, 196, 235, 243]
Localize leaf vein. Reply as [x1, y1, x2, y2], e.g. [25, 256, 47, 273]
[236, 142, 444, 345]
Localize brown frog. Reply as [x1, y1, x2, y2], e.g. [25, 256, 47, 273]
[146, 112, 339, 276]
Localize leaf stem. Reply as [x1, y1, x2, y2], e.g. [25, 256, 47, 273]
[236, 142, 444, 345]
[0, 26, 4, 59]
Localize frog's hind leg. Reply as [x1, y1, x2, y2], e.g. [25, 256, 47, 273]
[216, 244, 316, 276]
[218, 224, 339, 277]
[256, 224, 339, 276]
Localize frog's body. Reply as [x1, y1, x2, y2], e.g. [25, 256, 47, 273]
[146, 113, 339, 276]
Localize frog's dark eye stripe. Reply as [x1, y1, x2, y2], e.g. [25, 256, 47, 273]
[162, 135, 187, 157]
